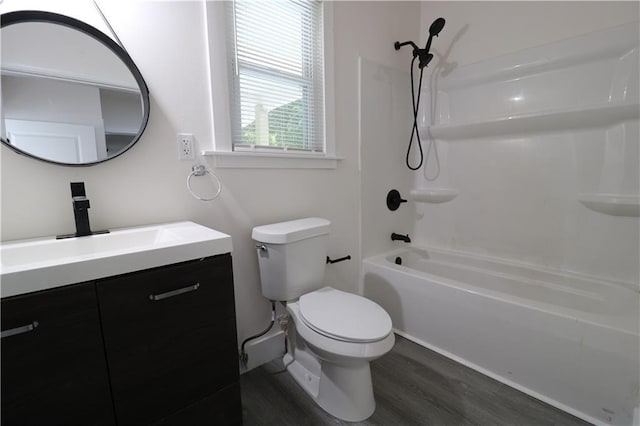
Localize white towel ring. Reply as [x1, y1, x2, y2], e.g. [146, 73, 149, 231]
[187, 164, 221, 201]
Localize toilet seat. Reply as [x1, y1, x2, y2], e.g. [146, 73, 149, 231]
[298, 287, 392, 343]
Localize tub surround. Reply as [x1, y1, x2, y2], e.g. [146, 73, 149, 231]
[413, 22, 639, 285]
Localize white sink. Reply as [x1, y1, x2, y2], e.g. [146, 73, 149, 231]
[1, 221, 233, 298]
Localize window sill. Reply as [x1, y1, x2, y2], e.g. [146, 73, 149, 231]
[201, 150, 343, 169]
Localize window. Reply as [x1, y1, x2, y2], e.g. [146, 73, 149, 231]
[227, 0, 325, 154]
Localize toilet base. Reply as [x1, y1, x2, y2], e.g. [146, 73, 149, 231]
[281, 297, 394, 422]
[283, 352, 376, 422]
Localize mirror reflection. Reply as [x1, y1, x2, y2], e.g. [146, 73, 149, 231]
[1, 13, 149, 166]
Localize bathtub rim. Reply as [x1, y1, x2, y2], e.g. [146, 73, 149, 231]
[363, 245, 639, 337]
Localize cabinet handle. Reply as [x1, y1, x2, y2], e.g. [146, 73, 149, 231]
[149, 283, 200, 301]
[1, 321, 39, 339]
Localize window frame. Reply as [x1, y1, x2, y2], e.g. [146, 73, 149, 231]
[203, 0, 338, 169]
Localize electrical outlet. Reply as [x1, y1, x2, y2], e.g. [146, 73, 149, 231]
[177, 133, 195, 160]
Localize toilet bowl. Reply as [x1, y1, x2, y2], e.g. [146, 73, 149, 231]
[252, 218, 395, 421]
[284, 287, 395, 422]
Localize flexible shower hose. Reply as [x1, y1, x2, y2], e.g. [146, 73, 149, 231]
[406, 55, 425, 170]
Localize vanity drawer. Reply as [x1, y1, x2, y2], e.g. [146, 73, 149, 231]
[96, 254, 239, 425]
[1, 282, 115, 426]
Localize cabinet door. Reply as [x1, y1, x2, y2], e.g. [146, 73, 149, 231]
[96, 255, 239, 425]
[1, 282, 115, 426]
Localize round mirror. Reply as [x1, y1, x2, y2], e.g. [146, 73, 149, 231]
[0, 11, 150, 166]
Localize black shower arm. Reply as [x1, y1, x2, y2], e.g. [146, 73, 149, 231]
[394, 40, 420, 54]
[394, 39, 434, 68]
[395, 36, 436, 56]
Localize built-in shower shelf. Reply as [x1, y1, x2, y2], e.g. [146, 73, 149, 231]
[410, 188, 458, 203]
[578, 193, 640, 217]
[424, 102, 639, 140]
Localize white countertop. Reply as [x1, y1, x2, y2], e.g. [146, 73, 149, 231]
[1, 221, 233, 298]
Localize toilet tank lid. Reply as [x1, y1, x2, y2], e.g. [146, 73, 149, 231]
[252, 217, 330, 244]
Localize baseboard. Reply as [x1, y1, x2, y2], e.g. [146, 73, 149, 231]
[239, 330, 286, 374]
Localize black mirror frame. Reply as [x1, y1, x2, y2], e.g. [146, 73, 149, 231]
[0, 10, 150, 167]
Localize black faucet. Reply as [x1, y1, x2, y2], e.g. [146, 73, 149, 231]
[391, 233, 411, 243]
[71, 182, 92, 237]
[56, 182, 109, 239]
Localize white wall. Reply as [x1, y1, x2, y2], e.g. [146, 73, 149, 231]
[0, 0, 419, 358]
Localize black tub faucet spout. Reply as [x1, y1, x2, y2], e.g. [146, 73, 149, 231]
[391, 233, 411, 243]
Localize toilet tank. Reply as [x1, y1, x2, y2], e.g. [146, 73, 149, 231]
[252, 218, 330, 301]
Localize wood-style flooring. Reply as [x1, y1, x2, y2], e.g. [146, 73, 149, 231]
[239, 334, 591, 426]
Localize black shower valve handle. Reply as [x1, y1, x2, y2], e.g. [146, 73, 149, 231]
[387, 189, 408, 211]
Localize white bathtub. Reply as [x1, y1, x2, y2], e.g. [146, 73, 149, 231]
[363, 247, 639, 426]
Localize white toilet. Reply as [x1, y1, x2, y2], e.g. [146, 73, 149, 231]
[252, 217, 395, 422]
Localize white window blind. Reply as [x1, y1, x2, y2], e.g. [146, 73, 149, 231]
[228, 0, 325, 153]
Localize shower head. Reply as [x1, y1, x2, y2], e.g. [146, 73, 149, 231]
[394, 17, 445, 69]
[421, 17, 445, 68]
[429, 17, 446, 37]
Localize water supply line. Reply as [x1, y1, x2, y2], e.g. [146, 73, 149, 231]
[239, 301, 276, 367]
[394, 17, 445, 171]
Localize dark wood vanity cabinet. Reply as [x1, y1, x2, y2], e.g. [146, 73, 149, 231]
[1, 282, 115, 425]
[96, 254, 241, 425]
[1, 254, 241, 426]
